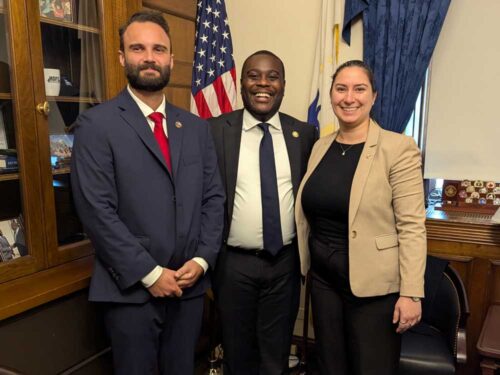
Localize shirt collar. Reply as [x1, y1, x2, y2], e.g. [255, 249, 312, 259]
[127, 85, 166, 119]
[243, 109, 281, 131]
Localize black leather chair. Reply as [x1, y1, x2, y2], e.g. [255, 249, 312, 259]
[0, 366, 24, 375]
[399, 257, 469, 375]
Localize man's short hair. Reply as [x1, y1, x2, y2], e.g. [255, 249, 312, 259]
[119, 10, 172, 52]
[241, 50, 286, 80]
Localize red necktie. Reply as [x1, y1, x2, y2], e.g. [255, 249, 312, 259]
[148, 112, 172, 172]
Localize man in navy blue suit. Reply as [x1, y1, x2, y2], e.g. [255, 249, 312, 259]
[71, 11, 224, 375]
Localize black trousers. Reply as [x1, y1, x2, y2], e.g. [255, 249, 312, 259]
[213, 244, 301, 375]
[310, 238, 401, 375]
[103, 295, 204, 375]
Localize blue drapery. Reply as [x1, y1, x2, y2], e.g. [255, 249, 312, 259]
[343, 0, 451, 133]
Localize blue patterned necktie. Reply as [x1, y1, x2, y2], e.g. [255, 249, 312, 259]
[258, 123, 283, 255]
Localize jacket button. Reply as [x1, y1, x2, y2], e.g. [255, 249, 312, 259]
[352, 231, 357, 239]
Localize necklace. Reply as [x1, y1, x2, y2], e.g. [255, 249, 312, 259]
[337, 142, 355, 156]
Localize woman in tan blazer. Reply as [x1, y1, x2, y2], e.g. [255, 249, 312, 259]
[295, 60, 426, 375]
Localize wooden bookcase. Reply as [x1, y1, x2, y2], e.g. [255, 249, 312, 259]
[0, 0, 196, 321]
[0, 0, 128, 320]
[0, 0, 196, 320]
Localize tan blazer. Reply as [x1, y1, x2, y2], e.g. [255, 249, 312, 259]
[295, 120, 426, 298]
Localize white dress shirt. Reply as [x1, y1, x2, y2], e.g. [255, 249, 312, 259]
[227, 110, 295, 249]
[127, 86, 208, 288]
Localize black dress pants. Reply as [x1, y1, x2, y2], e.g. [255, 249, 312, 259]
[103, 295, 204, 375]
[310, 238, 401, 375]
[214, 244, 301, 375]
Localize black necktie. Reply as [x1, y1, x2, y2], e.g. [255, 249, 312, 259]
[258, 123, 283, 255]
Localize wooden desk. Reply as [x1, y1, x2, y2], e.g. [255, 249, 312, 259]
[426, 207, 500, 375]
[477, 304, 500, 375]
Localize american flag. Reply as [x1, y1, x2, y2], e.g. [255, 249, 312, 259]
[190, 0, 237, 119]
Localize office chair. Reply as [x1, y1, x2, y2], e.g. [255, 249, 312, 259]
[399, 257, 469, 375]
[0, 366, 24, 375]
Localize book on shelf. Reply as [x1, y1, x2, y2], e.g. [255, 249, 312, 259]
[0, 149, 18, 172]
[0, 155, 17, 169]
[0, 169, 18, 174]
[0, 167, 18, 174]
[0, 148, 16, 157]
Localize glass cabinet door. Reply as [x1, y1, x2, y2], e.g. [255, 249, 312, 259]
[0, 0, 122, 318]
[33, 0, 106, 265]
[0, 0, 46, 281]
[0, 4, 28, 263]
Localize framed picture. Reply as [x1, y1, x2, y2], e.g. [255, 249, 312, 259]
[49, 134, 73, 169]
[0, 217, 25, 260]
[39, 0, 73, 23]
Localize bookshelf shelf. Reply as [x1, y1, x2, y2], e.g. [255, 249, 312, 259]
[52, 166, 70, 175]
[40, 18, 100, 34]
[0, 172, 19, 182]
[47, 96, 101, 104]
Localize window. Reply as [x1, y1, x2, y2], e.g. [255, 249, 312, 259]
[402, 69, 443, 207]
[403, 70, 428, 149]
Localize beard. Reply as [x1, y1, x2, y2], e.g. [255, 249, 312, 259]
[125, 61, 171, 92]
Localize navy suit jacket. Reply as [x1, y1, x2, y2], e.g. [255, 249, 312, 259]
[71, 89, 225, 303]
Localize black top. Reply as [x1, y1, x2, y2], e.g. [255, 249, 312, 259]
[302, 140, 364, 248]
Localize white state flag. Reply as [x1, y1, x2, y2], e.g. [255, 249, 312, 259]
[307, 0, 342, 136]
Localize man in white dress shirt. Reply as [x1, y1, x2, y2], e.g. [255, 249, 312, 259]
[209, 50, 317, 375]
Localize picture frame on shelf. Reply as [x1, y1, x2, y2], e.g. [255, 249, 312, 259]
[0, 217, 24, 261]
[5, 216, 27, 258]
[39, 0, 73, 23]
[49, 133, 73, 169]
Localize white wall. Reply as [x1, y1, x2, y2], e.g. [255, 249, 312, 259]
[225, 0, 363, 122]
[424, 0, 500, 181]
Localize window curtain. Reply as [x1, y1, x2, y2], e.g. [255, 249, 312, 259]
[342, 0, 451, 133]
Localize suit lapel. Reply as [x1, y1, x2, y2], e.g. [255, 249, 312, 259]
[223, 111, 243, 224]
[348, 121, 380, 227]
[280, 114, 301, 197]
[117, 90, 172, 177]
[166, 103, 184, 180]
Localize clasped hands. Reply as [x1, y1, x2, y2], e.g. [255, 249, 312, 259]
[147, 260, 204, 298]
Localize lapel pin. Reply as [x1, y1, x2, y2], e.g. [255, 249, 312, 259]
[175, 121, 183, 128]
[292, 131, 299, 138]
